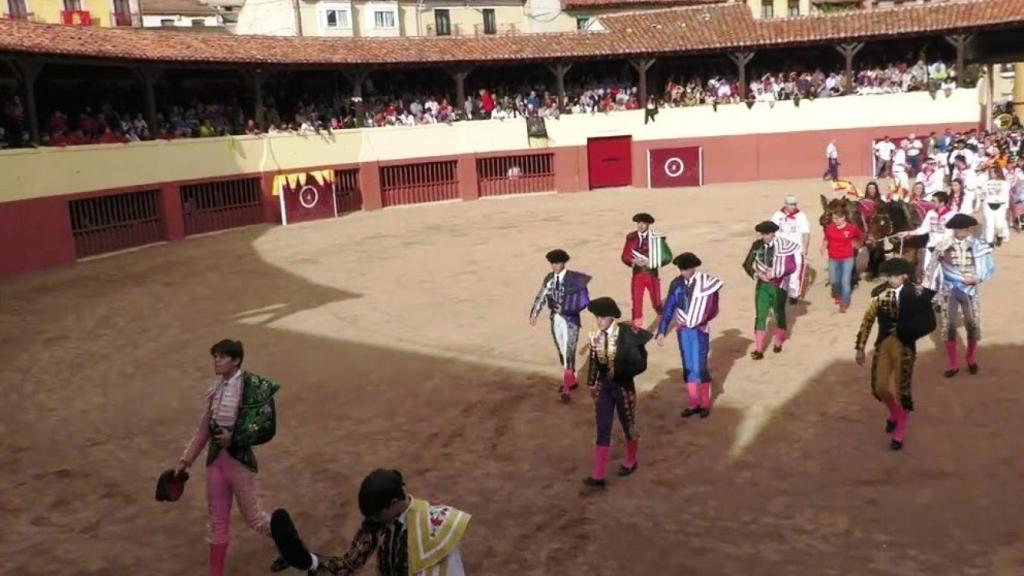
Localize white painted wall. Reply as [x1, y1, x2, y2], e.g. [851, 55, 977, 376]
[234, 0, 298, 35]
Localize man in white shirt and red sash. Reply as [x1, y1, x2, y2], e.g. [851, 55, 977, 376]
[770, 195, 810, 304]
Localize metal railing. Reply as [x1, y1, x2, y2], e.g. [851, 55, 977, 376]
[3, 11, 38, 21]
[333, 169, 362, 214]
[68, 189, 165, 258]
[380, 161, 458, 207]
[110, 10, 141, 26]
[477, 153, 554, 197]
[473, 22, 517, 35]
[180, 177, 264, 236]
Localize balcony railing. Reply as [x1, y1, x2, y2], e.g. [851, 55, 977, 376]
[474, 22, 517, 35]
[424, 23, 463, 37]
[3, 11, 39, 21]
[111, 10, 141, 26]
[60, 9, 93, 25]
[425, 22, 520, 37]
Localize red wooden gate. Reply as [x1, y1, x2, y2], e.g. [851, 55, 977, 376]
[380, 160, 458, 207]
[180, 177, 264, 236]
[333, 168, 363, 214]
[587, 136, 633, 189]
[477, 153, 554, 197]
[68, 189, 164, 258]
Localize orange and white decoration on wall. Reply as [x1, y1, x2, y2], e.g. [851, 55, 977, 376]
[274, 169, 337, 225]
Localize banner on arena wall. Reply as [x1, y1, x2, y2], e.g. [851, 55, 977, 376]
[647, 146, 703, 188]
[275, 170, 337, 225]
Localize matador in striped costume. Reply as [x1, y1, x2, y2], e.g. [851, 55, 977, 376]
[657, 252, 724, 419]
[530, 249, 592, 401]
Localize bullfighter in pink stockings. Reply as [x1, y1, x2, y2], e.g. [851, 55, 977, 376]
[855, 259, 936, 451]
[173, 339, 285, 575]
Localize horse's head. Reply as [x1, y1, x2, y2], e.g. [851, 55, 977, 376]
[820, 197, 849, 227]
[866, 207, 894, 241]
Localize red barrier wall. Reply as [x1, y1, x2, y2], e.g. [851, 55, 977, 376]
[0, 121, 980, 278]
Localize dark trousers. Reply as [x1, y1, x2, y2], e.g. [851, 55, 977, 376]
[824, 158, 839, 181]
[595, 383, 637, 447]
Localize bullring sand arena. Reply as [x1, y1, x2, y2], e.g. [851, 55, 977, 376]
[3, 178, 1024, 576]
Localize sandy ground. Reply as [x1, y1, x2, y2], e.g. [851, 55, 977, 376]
[2, 178, 1024, 576]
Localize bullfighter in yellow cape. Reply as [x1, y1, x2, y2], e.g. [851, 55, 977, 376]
[270, 469, 471, 575]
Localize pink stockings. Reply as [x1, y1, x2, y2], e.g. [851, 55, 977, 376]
[885, 398, 909, 443]
[946, 339, 979, 371]
[207, 451, 271, 576]
[686, 382, 712, 409]
[592, 440, 639, 480]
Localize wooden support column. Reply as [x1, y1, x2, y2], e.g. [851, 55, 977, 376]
[728, 51, 755, 100]
[343, 68, 369, 128]
[5, 58, 44, 145]
[545, 62, 572, 109]
[134, 65, 164, 136]
[835, 42, 864, 94]
[243, 68, 273, 128]
[447, 67, 472, 111]
[944, 34, 974, 88]
[629, 58, 656, 106]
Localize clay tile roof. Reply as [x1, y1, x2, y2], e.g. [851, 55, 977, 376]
[748, 0, 1024, 46]
[0, 0, 1021, 66]
[140, 0, 219, 16]
[562, 0, 725, 11]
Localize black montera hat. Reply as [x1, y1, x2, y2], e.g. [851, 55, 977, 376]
[673, 252, 702, 270]
[755, 220, 780, 234]
[587, 297, 622, 318]
[545, 249, 570, 264]
[632, 213, 655, 224]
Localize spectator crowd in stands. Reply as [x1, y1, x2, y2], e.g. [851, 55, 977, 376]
[0, 57, 971, 149]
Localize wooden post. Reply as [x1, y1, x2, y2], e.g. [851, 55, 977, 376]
[944, 34, 974, 88]
[728, 51, 755, 100]
[545, 62, 573, 110]
[5, 58, 44, 145]
[1014, 62, 1024, 127]
[243, 68, 273, 128]
[835, 42, 864, 94]
[135, 65, 164, 136]
[343, 68, 369, 128]
[629, 58, 656, 106]
[447, 67, 472, 110]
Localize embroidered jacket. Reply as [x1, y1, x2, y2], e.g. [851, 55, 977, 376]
[855, 283, 937, 352]
[658, 272, 724, 335]
[586, 322, 652, 394]
[314, 497, 470, 576]
[741, 237, 799, 289]
[620, 231, 672, 276]
[181, 371, 279, 473]
[529, 270, 591, 325]
[923, 236, 995, 297]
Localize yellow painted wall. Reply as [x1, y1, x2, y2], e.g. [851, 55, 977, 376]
[24, 0, 141, 26]
[0, 89, 979, 203]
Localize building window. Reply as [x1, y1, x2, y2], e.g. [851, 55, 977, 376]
[160, 18, 174, 26]
[373, 10, 395, 28]
[322, 6, 350, 28]
[63, 0, 82, 10]
[434, 8, 450, 35]
[760, 0, 773, 18]
[575, 16, 589, 30]
[787, 0, 799, 16]
[482, 8, 495, 34]
[191, 18, 205, 26]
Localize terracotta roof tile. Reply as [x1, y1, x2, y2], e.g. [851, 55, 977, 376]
[0, 0, 1020, 66]
[562, 0, 724, 11]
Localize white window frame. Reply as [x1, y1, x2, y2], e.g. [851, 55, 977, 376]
[372, 9, 395, 28]
[363, 1, 398, 30]
[318, 2, 351, 29]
